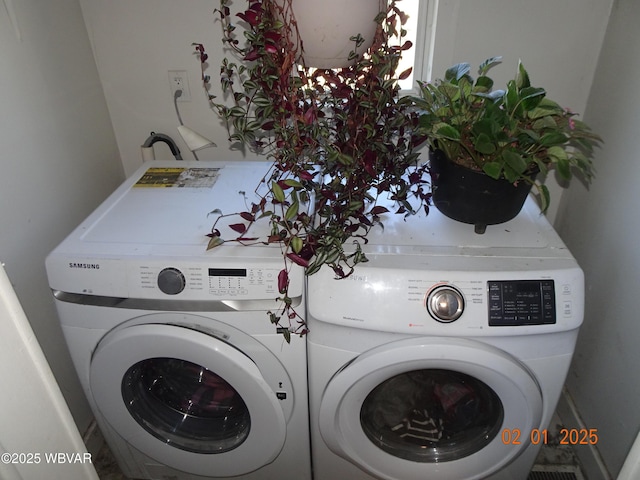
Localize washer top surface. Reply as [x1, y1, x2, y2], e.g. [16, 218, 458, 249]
[46, 161, 304, 299]
[62, 160, 277, 255]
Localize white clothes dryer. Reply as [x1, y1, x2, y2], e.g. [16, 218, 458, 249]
[46, 161, 311, 480]
[307, 197, 584, 480]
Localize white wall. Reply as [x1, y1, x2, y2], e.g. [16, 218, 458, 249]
[430, 0, 612, 222]
[79, 0, 252, 178]
[0, 0, 123, 433]
[557, 0, 640, 476]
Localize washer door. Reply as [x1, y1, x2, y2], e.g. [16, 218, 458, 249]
[90, 320, 287, 477]
[319, 337, 542, 480]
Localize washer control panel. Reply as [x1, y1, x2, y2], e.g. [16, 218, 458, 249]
[488, 280, 556, 326]
[129, 263, 291, 300]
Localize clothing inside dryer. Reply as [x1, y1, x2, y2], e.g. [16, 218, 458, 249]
[121, 357, 251, 454]
[360, 369, 504, 462]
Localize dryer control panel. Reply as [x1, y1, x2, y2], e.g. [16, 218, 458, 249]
[306, 263, 583, 336]
[488, 280, 556, 326]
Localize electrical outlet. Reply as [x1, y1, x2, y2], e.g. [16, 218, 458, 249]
[168, 70, 191, 102]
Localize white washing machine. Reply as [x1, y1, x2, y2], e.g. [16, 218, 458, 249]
[46, 161, 312, 480]
[307, 197, 584, 480]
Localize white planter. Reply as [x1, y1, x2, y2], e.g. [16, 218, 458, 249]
[292, 0, 385, 68]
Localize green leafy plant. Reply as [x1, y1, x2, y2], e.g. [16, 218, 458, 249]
[193, 0, 429, 339]
[412, 57, 602, 210]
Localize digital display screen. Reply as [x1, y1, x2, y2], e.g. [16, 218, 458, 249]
[488, 280, 556, 326]
[208, 268, 247, 277]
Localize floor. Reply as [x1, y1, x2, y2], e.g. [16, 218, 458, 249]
[529, 414, 587, 480]
[92, 414, 586, 480]
[92, 443, 128, 480]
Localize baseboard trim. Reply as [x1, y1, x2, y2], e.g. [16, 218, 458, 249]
[557, 389, 612, 480]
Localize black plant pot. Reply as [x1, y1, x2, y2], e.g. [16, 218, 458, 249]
[429, 149, 535, 234]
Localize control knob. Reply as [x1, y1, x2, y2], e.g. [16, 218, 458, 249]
[157, 267, 186, 295]
[427, 285, 464, 323]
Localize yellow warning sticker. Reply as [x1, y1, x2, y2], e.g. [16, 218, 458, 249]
[134, 167, 222, 188]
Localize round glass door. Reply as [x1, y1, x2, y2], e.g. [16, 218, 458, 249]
[360, 369, 503, 462]
[318, 337, 543, 480]
[89, 320, 288, 477]
[122, 358, 251, 454]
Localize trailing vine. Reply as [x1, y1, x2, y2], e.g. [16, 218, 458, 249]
[194, 0, 430, 339]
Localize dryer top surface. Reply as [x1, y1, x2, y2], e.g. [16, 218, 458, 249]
[359, 194, 573, 260]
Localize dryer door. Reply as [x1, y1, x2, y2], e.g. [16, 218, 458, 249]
[89, 318, 289, 477]
[319, 337, 542, 480]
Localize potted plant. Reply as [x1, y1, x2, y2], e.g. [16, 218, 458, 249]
[412, 57, 602, 233]
[193, 0, 429, 338]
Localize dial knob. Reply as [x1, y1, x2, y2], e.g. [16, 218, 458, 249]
[427, 286, 464, 323]
[157, 267, 186, 295]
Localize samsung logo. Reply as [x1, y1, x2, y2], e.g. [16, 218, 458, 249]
[69, 262, 100, 270]
[349, 274, 368, 282]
